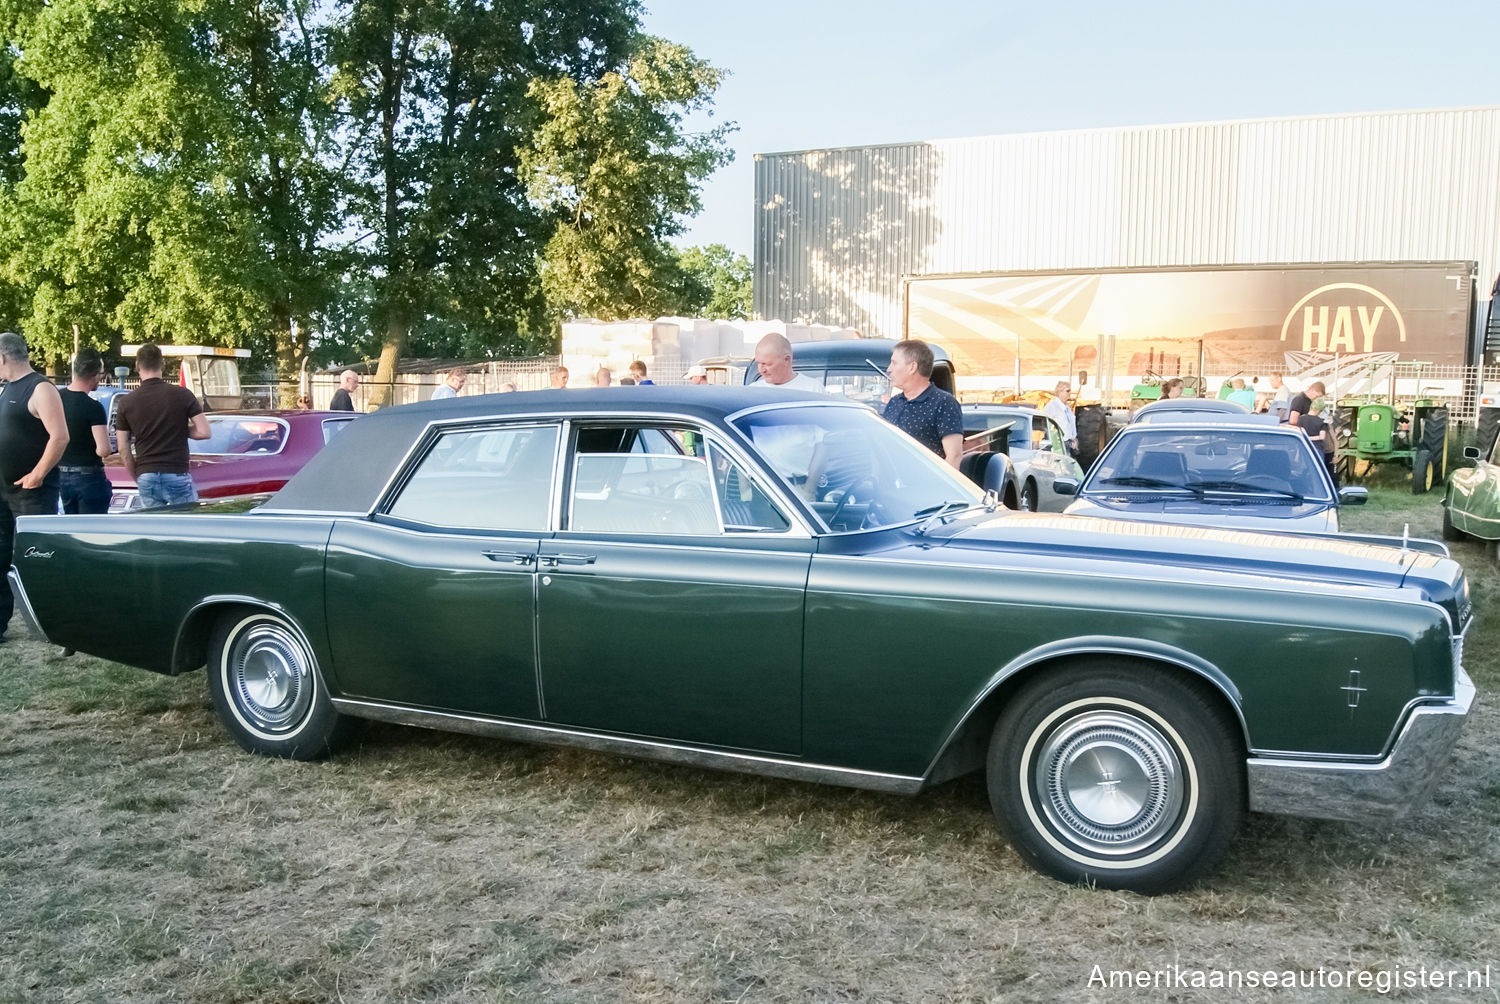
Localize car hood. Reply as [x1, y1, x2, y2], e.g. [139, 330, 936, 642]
[908, 510, 1468, 632]
[1063, 495, 1339, 533]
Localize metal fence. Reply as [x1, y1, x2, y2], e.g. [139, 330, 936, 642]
[1318, 362, 1500, 424]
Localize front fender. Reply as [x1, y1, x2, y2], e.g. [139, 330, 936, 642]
[920, 636, 1247, 786]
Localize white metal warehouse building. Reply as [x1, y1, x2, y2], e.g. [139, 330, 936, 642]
[752, 106, 1500, 356]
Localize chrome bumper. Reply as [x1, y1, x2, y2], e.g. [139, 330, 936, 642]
[1247, 667, 1477, 824]
[6, 568, 50, 644]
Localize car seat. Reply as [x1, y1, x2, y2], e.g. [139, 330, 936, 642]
[1134, 451, 1187, 481]
[1244, 448, 1292, 482]
[805, 432, 875, 502]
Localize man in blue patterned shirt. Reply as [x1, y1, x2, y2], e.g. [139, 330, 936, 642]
[882, 340, 963, 469]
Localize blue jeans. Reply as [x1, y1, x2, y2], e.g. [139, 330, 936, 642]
[59, 466, 112, 514]
[137, 471, 198, 509]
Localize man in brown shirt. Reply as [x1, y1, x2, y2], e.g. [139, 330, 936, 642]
[114, 344, 210, 508]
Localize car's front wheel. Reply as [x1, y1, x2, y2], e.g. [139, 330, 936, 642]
[988, 662, 1244, 894]
[1441, 499, 1463, 541]
[207, 609, 353, 760]
[1020, 481, 1038, 512]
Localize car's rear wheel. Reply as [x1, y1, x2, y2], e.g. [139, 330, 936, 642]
[987, 662, 1244, 894]
[207, 609, 353, 760]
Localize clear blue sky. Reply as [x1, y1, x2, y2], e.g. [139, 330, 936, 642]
[641, 0, 1500, 257]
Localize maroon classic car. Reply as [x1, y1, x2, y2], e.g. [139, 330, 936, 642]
[107, 410, 358, 512]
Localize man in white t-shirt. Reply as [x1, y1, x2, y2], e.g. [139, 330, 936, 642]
[1043, 381, 1078, 456]
[753, 333, 823, 391]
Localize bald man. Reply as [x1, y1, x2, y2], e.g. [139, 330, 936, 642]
[753, 333, 821, 391]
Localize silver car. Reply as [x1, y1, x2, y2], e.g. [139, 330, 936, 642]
[1056, 419, 1367, 532]
[962, 405, 1085, 512]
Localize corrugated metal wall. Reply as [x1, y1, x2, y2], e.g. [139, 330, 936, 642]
[753, 107, 1500, 339]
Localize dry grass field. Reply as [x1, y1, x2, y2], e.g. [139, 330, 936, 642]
[2, 486, 1498, 1002]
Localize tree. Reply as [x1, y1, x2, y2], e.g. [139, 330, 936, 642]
[327, 0, 642, 407]
[675, 243, 751, 320]
[0, 0, 338, 393]
[522, 37, 732, 324]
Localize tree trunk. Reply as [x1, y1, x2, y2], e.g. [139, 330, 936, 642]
[271, 312, 307, 408]
[367, 315, 408, 410]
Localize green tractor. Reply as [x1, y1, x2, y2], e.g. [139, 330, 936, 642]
[1335, 374, 1449, 494]
[1128, 372, 1204, 409]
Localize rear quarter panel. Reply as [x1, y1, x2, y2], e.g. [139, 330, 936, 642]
[14, 512, 335, 674]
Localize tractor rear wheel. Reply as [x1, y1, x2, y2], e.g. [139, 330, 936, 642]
[1074, 404, 1109, 472]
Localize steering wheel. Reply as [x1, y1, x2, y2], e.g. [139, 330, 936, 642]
[827, 477, 878, 529]
[672, 480, 708, 500]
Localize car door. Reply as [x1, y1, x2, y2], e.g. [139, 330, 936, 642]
[536, 424, 811, 754]
[323, 422, 559, 719]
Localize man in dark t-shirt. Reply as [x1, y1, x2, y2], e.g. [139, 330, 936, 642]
[114, 344, 210, 508]
[0, 331, 68, 640]
[1297, 401, 1340, 487]
[58, 350, 112, 513]
[882, 340, 963, 468]
[1287, 381, 1325, 427]
[330, 370, 358, 411]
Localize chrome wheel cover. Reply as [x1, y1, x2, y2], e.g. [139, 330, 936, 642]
[225, 621, 313, 734]
[1034, 710, 1184, 856]
[1020, 486, 1036, 512]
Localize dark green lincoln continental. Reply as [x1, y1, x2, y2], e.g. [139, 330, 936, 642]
[8, 388, 1476, 893]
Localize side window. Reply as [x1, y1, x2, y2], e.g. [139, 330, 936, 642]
[569, 425, 718, 535]
[709, 442, 791, 532]
[387, 424, 558, 531]
[1031, 416, 1050, 451]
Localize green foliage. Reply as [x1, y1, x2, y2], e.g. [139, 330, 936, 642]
[676, 243, 752, 320]
[523, 37, 733, 323]
[0, 1, 730, 379]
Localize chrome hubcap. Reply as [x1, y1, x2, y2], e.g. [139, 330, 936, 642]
[1035, 710, 1183, 855]
[227, 622, 312, 733]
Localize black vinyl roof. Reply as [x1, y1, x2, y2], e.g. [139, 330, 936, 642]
[260, 386, 845, 514]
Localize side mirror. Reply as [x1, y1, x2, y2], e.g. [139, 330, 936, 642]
[1338, 486, 1369, 506]
[1053, 478, 1080, 497]
[1463, 446, 1481, 461]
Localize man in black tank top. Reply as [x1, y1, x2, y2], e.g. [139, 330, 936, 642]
[58, 349, 112, 514]
[0, 331, 69, 641]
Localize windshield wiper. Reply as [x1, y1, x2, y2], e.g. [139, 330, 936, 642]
[1095, 476, 1189, 491]
[1189, 479, 1306, 501]
[913, 499, 979, 535]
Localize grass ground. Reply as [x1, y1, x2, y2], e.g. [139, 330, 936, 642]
[2, 487, 1498, 1002]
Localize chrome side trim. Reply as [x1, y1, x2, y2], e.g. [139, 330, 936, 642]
[330, 698, 923, 794]
[173, 594, 301, 675]
[1247, 667, 1476, 823]
[7, 568, 48, 643]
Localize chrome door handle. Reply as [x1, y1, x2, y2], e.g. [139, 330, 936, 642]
[482, 550, 534, 566]
[539, 553, 596, 568]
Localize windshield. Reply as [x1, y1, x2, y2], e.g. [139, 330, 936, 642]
[191, 416, 288, 456]
[1085, 429, 1333, 501]
[731, 404, 984, 531]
